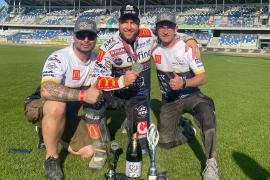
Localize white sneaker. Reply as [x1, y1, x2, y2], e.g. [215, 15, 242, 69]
[202, 159, 219, 180]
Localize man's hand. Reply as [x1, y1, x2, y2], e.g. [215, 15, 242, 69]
[83, 86, 102, 104]
[123, 70, 139, 86]
[185, 39, 201, 59]
[169, 75, 184, 90]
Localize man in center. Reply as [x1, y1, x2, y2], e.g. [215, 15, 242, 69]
[92, 4, 200, 168]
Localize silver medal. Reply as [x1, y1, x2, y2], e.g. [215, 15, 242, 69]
[132, 62, 143, 73]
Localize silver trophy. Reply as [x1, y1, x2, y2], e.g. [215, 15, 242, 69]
[105, 142, 128, 180]
[132, 62, 143, 74]
[147, 124, 159, 180]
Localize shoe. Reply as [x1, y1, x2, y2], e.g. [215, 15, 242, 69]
[36, 127, 46, 149]
[202, 159, 219, 180]
[44, 156, 64, 180]
[89, 148, 107, 170]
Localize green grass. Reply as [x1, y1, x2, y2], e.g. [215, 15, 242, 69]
[0, 45, 270, 180]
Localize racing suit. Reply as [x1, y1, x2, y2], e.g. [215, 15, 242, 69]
[93, 28, 156, 151]
[152, 39, 217, 158]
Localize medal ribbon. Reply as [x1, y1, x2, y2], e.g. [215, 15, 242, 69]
[120, 36, 139, 63]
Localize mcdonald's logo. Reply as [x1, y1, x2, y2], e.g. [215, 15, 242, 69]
[138, 28, 151, 37]
[72, 70, 80, 80]
[86, 124, 101, 140]
[97, 77, 119, 89]
[154, 55, 162, 64]
[97, 48, 106, 62]
[97, 77, 110, 88]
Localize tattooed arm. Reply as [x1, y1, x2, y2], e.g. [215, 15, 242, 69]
[41, 81, 101, 104]
[41, 81, 79, 102]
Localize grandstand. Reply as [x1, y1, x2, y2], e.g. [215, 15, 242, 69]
[0, 0, 270, 54]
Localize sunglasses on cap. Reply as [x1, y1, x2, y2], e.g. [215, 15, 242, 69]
[75, 31, 97, 41]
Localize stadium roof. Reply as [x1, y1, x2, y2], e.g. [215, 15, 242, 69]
[4, 0, 269, 7]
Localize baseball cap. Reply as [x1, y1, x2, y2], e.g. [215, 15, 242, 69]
[119, 4, 139, 20]
[156, 13, 176, 25]
[74, 18, 97, 34]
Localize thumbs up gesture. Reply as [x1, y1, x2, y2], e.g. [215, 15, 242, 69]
[169, 75, 184, 91]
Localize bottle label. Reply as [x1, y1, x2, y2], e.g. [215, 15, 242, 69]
[125, 160, 142, 178]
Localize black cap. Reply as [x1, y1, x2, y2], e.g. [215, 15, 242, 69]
[119, 4, 139, 20]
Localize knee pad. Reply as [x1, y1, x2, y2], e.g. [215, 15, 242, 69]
[83, 105, 109, 146]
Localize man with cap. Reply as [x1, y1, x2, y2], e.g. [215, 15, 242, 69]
[40, 17, 102, 180]
[91, 3, 199, 164]
[152, 12, 219, 180]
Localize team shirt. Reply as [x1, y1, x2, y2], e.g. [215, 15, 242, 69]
[152, 39, 205, 102]
[93, 28, 155, 99]
[41, 45, 97, 88]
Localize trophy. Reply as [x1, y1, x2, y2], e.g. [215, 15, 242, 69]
[105, 142, 128, 180]
[147, 124, 168, 180]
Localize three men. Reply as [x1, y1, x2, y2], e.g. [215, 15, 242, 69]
[152, 13, 219, 180]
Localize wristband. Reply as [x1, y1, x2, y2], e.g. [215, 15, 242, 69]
[182, 78, 186, 89]
[79, 90, 85, 102]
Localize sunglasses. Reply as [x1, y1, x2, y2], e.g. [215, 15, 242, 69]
[75, 31, 97, 41]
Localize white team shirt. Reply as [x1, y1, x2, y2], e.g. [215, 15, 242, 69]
[41, 45, 97, 88]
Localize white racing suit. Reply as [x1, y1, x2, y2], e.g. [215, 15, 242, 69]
[92, 28, 156, 152]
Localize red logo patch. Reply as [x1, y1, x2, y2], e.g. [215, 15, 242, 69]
[86, 124, 101, 140]
[138, 28, 152, 37]
[109, 47, 126, 57]
[72, 70, 80, 80]
[137, 121, 148, 135]
[97, 48, 106, 62]
[154, 55, 162, 64]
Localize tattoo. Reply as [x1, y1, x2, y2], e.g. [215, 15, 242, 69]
[41, 82, 80, 102]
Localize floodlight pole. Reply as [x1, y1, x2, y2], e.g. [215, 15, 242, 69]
[79, 0, 80, 15]
[174, 0, 176, 12]
[144, 0, 146, 14]
[110, 0, 112, 14]
[104, 0, 106, 12]
[181, 0, 183, 14]
[222, 0, 225, 13]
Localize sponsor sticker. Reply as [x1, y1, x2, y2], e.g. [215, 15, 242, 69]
[86, 124, 101, 140]
[97, 49, 106, 62]
[72, 70, 80, 80]
[137, 121, 148, 135]
[109, 47, 126, 57]
[154, 54, 162, 64]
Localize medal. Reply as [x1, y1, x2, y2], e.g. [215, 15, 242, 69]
[132, 62, 143, 73]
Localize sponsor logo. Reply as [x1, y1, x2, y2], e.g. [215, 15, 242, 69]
[97, 77, 117, 89]
[195, 58, 202, 64]
[46, 62, 57, 70]
[137, 39, 151, 49]
[138, 28, 151, 37]
[138, 50, 151, 60]
[136, 105, 148, 118]
[72, 70, 80, 80]
[114, 58, 123, 66]
[42, 70, 54, 77]
[47, 56, 61, 64]
[109, 47, 126, 57]
[97, 49, 106, 62]
[104, 38, 118, 50]
[154, 54, 162, 64]
[137, 121, 148, 135]
[86, 124, 101, 140]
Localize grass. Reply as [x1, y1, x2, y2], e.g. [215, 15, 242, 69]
[0, 45, 270, 180]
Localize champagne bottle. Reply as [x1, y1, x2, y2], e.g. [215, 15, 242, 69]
[125, 132, 142, 178]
